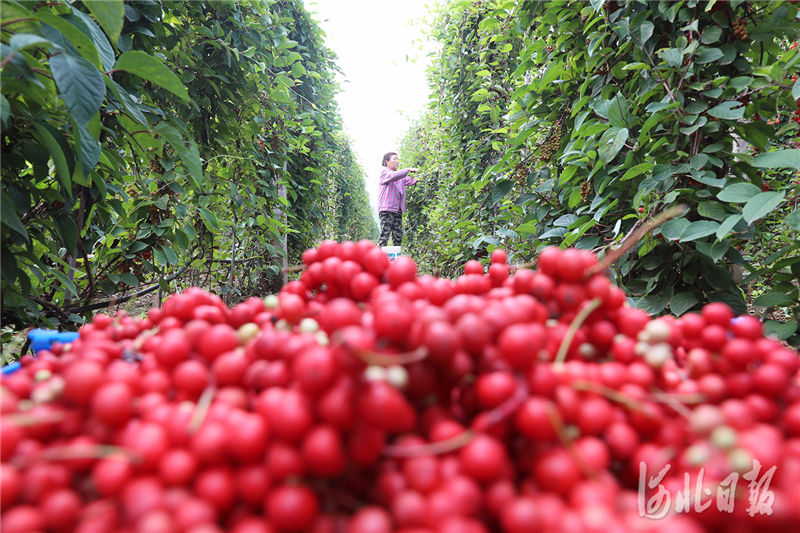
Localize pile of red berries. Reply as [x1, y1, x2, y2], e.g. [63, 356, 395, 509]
[1, 239, 799, 533]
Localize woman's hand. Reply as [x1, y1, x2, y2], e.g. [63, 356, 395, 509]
[408, 167, 420, 173]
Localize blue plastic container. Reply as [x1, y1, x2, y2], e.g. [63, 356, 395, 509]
[1, 329, 80, 376]
[27, 329, 80, 355]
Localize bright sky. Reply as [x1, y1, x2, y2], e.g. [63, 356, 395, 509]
[305, 0, 439, 213]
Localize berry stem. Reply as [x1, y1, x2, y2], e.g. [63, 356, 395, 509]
[283, 264, 306, 273]
[545, 402, 598, 480]
[553, 298, 603, 371]
[586, 204, 689, 277]
[382, 429, 476, 457]
[189, 384, 216, 434]
[6, 411, 66, 427]
[11, 445, 142, 468]
[648, 387, 693, 420]
[356, 346, 429, 367]
[570, 379, 644, 412]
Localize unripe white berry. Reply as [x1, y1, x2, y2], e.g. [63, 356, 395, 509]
[264, 295, 279, 309]
[684, 442, 711, 467]
[299, 318, 319, 334]
[729, 448, 754, 473]
[578, 343, 597, 360]
[644, 319, 671, 343]
[710, 425, 738, 450]
[275, 319, 291, 331]
[314, 331, 329, 346]
[644, 343, 672, 368]
[236, 323, 260, 344]
[364, 366, 387, 382]
[386, 365, 409, 390]
[34, 369, 53, 382]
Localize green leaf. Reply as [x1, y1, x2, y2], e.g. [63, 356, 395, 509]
[696, 47, 723, 63]
[492, 179, 514, 204]
[763, 320, 798, 340]
[633, 295, 666, 315]
[1, 192, 28, 240]
[291, 61, 307, 78]
[794, 78, 800, 101]
[83, 0, 124, 44]
[701, 26, 723, 44]
[709, 240, 730, 263]
[119, 272, 139, 287]
[78, 123, 101, 177]
[70, 10, 115, 72]
[670, 292, 698, 316]
[8, 34, 53, 54]
[50, 52, 105, 126]
[0, 94, 9, 129]
[716, 214, 743, 239]
[198, 208, 219, 231]
[785, 209, 800, 230]
[599, 127, 628, 164]
[658, 48, 683, 67]
[717, 182, 760, 203]
[708, 291, 746, 315]
[621, 162, 653, 181]
[753, 292, 795, 308]
[106, 79, 149, 127]
[640, 21, 654, 43]
[32, 123, 73, 192]
[607, 94, 630, 129]
[707, 101, 745, 120]
[161, 244, 178, 265]
[697, 201, 727, 221]
[113, 51, 192, 104]
[752, 149, 800, 170]
[680, 220, 720, 242]
[742, 191, 785, 224]
[53, 212, 78, 253]
[36, 14, 103, 69]
[152, 123, 203, 188]
[661, 218, 690, 241]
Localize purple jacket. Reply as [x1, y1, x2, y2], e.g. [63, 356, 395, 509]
[378, 168, 419, 213]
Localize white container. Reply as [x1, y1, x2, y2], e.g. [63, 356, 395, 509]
[381, 246, 402, 261]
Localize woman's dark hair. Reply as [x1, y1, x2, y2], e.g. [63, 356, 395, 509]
[382, 152, 397, 167]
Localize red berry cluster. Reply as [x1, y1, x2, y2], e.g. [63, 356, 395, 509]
[732, 18, 748, 40]
[1, 240, 799, 533]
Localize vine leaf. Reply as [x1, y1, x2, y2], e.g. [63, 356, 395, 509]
[32, 122, 74, 193]
[83, 0, 124, 45]
[785, 209, 800, 230]
[598, 127, 628, 164]
[753, 149, 800, 169]
[113, 51, 193, 105]
[78, 123, 102, 177]
[491, 179, 514, 204]
[50, 51, 105, 126]
[763, 320, 798, 340]
[670, 292, 698, 316]
[707, 101, 745, 120]
[742, 191, 785, 224]
[679, 220, 719, 242]
[717, 182, 760, 203]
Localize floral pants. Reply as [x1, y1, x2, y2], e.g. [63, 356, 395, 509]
[378, 211, 403, 247]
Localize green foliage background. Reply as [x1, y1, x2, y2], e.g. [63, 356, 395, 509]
[1, 0, 377, 331]
[401, 0, 800, 346]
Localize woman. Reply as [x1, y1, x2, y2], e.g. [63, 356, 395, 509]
[377, 152, 421, 247]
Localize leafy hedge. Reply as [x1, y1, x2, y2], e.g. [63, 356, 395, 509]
[1, 0, 374, 331]
[402, 0, 800, 346]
